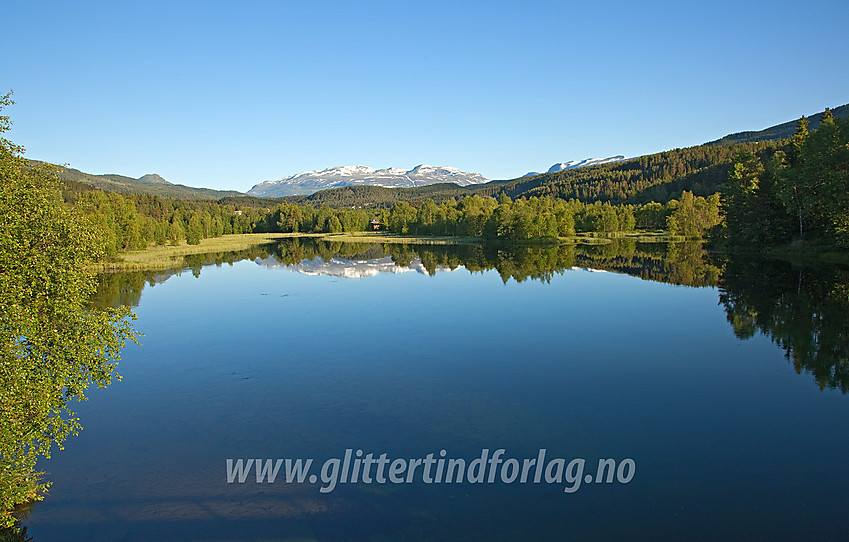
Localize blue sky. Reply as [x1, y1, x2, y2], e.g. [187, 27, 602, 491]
[2, 0, 847, 191]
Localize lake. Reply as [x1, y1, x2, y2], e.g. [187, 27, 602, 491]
[16, 239, 849, 541]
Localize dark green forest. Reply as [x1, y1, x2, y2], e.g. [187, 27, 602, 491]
[721, 109, 849, 248]
[707, 103, 849, 146]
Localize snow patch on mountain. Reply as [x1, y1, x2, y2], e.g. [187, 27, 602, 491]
[546, 156, 627, 173]
[521, 156, 627, 177]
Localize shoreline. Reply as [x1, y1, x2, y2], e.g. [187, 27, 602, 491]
[93, 231, 701, 271]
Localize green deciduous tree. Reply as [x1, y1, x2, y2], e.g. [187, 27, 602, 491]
[388, 201, 417, 234]
[186, 213, 203, 245]
[722, 150, 765, 243]
[0, 93, 139, 527]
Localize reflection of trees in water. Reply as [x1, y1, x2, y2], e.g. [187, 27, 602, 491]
[93, 239, 724, 311]
[0, 526, 33, 541]
[718, 257, 849, 392]
[91, 270, 174, 310]
[268, 238, 722, 286]
[575, 240, 720, 287]
[90, 244, 280, 309]
[268, 238, 722, 287]
[0, 517, 34, 541]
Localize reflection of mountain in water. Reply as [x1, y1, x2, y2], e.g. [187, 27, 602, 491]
[255, 255, 458, 278]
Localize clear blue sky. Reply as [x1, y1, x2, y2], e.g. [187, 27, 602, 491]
[2, 0, 847, 191]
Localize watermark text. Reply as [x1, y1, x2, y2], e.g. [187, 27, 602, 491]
[226, 449, 635, 494]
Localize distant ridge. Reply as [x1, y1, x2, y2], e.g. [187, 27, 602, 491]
[707, 104, 849, 146]
[137, 173, 170, 185]
[29, 160, 246, 200]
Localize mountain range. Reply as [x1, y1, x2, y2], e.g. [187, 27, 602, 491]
[247, 164, 489, 197]
[251, 157, 633, 197]
[40, 102, 848, 202]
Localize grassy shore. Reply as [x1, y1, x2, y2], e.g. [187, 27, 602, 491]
[93, 233, 322, 270]
[318, 231, 483, 245]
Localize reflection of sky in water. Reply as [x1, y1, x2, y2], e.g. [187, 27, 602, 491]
[22, 258, 849, 541]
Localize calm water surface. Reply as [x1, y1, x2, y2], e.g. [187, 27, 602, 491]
[17, 240, 849, 541]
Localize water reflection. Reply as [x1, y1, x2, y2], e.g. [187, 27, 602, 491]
[718, 256, 849, 392]
[91, 238, 722, 311]
[90, 237, 849, 395]
[13, 237, 849, 541]
[90, 245, 281, 310]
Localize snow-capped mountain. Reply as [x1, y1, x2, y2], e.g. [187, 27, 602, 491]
[248, 164, 489, 197]
[523, 156, 627, 177]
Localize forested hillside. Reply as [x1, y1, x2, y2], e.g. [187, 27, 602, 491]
[30, 160, 246, 200]
[707, 103, 849, 146]
[471, 140, 782, 204]
[721, 109, 849, 248]
[278, 183, 470, 207]
[261, 139, 780, 209]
